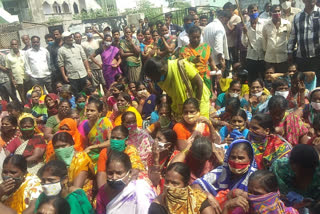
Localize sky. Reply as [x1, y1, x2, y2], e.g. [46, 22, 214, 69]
[116, 0, 169, 12]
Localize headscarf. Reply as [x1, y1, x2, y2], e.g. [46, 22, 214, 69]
[59, 118, 84, 152]
[308, 87, 320, 101]
[27, 85, 46, 104]
[165, 186, 207, 214]
[45, 93, 59, 117]
[249, 191, 299, 214]
[18, 113, 42, 135]
[193, 139, 257, 196]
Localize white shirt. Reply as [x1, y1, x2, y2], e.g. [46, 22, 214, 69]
[262, 18, 291, 63]
[241, 18, 266, 61]
[25, 47, 51, 78]
[203, 18, 229, 65]
[177, 30, 203, 48]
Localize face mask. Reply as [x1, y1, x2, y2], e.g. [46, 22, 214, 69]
[48, 41, 54, 46]
[42, 181, 62, 196]
[272, 13, 281, 19]
[252, 91, 263, 97]
[164, 185, 189, 196]
[275, 90, 289, 99]
[77, 102, 86, 110]
[86, 33, 93, 39]
[163, 34, 170, 39]
[232, 124, 245, 132]
[118, 105, 129, 112]
[159, 116, 171, 128]
[229, 92, 239, 98]
[137, 89, 147, 96]
[228, 160, 250, 175]
[248, 130, 267, 143]
[184, 22, 194, 33]
[281, 1, 291, 10]
[54, 146, 74, 166]
[311, 102, 320, 111]
[249, 12, 259, 20]
[107, 171, 130, 190]
[2, 175, 23, 182]
[127, 124, 137, 131]
[183, 112, 200, 125]
[110, 137, 128, 152]
[104, 41, 112, 47]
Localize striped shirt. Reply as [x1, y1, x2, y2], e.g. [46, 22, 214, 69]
[288, 6, 320, 58]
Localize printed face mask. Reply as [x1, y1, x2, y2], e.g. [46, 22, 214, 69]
[228, 159, 250, 175]
[42, 181, 62, 196]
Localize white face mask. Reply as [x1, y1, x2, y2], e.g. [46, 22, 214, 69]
[42, 182, 62, 196]
[281, 1, 291, 10]
[311, 102, 320, 111]
[275, 91, 289, 99]
[104, 41, 112, 47]
[229, 92, 239, 98]
[252, 91, 263, 97]
[163, 34, 170, 39]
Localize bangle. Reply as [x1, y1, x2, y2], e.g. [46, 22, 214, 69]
[182, 148, 189, 155]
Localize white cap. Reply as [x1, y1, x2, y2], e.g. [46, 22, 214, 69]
[62, 31, 72, 38]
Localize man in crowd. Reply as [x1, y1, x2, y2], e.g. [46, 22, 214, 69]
[21, 35, 31, 51]
[112, 28, 121, 48]
[288, 0, 320, 85]
[188, 7, 197, 16]
[200, 15, 209, 27]
[260, 2, 271, 19]
[58, 32, 91, 94]
[242, 4, 266, 82]
[178, 15, 197, 49]
[49, 29, 64, 87]
[82, 31, 106, 93]
[74, 32, 82, 45]
[165, 12, 182, 36]
[45, 34, 55, 47]
[224, 2, 241, 67]
[0, 52, 17, 102]
[5, 39, 26, 103]
[280, 0, 301, 23]
[262, 5, 291, 73]
[25, 36, 53, 92]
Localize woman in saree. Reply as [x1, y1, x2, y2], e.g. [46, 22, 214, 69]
[120, 26, 142, 83]
[75, 93, 87, 121]
[51, 132, 95, 202]
[24, 91, 48, 126]
[96, 125, 145, 188]
[302, 87, 320, 126]
[90, 34, 122, 90]
[179, 26, 218, 91]
[157, 24, 176, 60]
[26, 85, 46, 104]
[96, 151, 156, 214]
[45, 118, 85, 162]
[44, 93, 59, 117]
[149, 162, 214, 214]
[78, 97, 113, 168]
[268, 95, 309, 146]
[110, 92, 143, 127]
[121, 111, 154, 167]
[0, 116, 20, 149]
[6, 114, 46, 175]
[142, 29, 156, 62]
[0, 155, 42, 214]
[25, 160, 94, 214]
[44, 100, 71, 141]
[193, 140, 257, 197]
[271, 144, 320, 203]
[248, 113, 292, 169]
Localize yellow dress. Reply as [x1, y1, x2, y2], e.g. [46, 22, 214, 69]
[3, 173, 42, 214]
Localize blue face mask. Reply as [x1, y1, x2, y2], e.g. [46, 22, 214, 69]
[86, 33, 93, 39]
[249, 12, 259, 20]
[184, 22, 194, 33]
[48, 41, 54, 46]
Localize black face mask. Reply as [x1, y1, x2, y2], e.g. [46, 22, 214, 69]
[107, 171, 129, 190]
[107, 179, 126, 190]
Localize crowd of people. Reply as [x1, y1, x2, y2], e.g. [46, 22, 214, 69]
[0, 0, 320, 213]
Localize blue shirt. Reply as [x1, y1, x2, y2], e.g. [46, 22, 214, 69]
[219, 126, 249, 141]
[216, 93, 249, 108]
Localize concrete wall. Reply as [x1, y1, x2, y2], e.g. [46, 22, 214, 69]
[18, 24, 49, 47]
